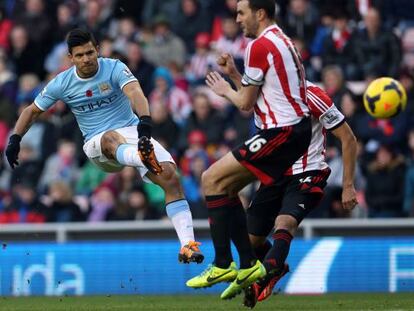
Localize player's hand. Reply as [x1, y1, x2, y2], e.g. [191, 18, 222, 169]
[138, 136, 163, 175]
[342, 185, 358, 210]
[206, 71, 231, 97]
[5, 134, 22, 169]
[216, 53, 237, 76]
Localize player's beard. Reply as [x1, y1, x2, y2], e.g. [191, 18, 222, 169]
[243, 20, 259, 39]
[80, 62, 98, 78]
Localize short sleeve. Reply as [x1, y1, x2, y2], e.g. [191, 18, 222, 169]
[241, 40, 269, 86]
[34, 78, 61, 111]
[112, 60, 138, 90]
[306, 84, 345, 129]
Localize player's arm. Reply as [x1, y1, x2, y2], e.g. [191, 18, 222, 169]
[216, 53, 243, 89]
[122, 80, 150, 121]
[122, 80, 162, 175]
[206, 71, 259, 111]
[5, 103, 44, 169]
[330, 122, 359, 210]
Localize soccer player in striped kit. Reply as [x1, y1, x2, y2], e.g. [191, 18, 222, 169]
[187, 0, 313, 299]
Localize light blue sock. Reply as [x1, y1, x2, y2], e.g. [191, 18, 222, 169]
[166, 199, 195, 247]
[115, 144, 139, 166]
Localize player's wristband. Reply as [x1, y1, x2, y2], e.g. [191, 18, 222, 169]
[137, 115, 152, 138]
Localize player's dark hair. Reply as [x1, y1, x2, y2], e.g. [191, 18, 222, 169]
[240, 0, 275, 19]
[66, 28, 97, 53]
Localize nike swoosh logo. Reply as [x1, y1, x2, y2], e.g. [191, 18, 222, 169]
[236, 267, 259, 285]
[206, 270, 233, 283]
[68, 95, 76, 99]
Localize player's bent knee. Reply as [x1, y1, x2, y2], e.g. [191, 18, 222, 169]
[201, 168, 225, 195]
[101, 131, 126, 159]
[275, 214, 298, 235]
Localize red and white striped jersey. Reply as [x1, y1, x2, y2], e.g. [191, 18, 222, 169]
[286, 82, 345, 175]
[241, 24, 309, 129]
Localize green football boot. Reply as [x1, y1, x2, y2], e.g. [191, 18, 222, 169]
[220, 260, 266, 300]
[186, 262, 238, 288]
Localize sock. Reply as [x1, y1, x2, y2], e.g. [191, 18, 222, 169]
[254, 239, 272, 262]
[115, 144, 140, 166]
[206, 195, 233, 268]
[229, 198, 256, 269]
[263, 229, 293, 274]
[166, 199, 195, 247]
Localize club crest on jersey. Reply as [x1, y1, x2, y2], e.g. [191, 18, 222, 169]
[99, 82, 112, 95]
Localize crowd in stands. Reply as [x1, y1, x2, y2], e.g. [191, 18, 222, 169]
[0, 0, 414, 223]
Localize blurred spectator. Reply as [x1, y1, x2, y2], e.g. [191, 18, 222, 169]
[78, 0, 110, 42]
[75, 161, 108, 196]
[224, 108, 254, 147]
[282, 0, 319, 48]
[310, 10, 334, 57]
[99, 37, 114, 58]
[365, 144, 406, 217]
[352, 7, 401, 80]
[322, 65, 353, 109]
[172, 0, 212, 54]
[0, 6, 13, 50]
[399, 69, 414, 125]
[182, 150, 209, 218]
[143, 15, 186, 68]
[0, 181, 47, 223]
[141, 0, 180, 28]
[109, 17, 139, 55]
[106, 186, 160, 221]
[0, 53, 17, 121]
[15, 0, 51, 54]
[322, 11, 357, 80]
[210, 0, 237, 42]
[185, 32, 216, 86]
[101, 167, 141, 204]
[149, 67, 191, 125]
[403, 129, 414, 217]
[212, 15, 249, 68]
[88, 185, 117, 222]
[38, 139, 79, 192]
[178, 93, 224, 151]
[179, 130, 208, 175]
[151, 99, 179, 152]
[8, 25, 44, 78]
[53, 3, 78, 44]
[126, 41, 154, 96]
[43, 181, 85, 222]
[9, 143, 42, 189]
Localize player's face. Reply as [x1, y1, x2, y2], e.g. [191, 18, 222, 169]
[69, 42, 99, 78]
[236, 0, 259, 38]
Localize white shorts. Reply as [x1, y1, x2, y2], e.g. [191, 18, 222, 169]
[82, 126, 175, 182]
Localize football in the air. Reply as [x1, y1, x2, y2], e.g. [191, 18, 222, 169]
[363, 77, 407, 119]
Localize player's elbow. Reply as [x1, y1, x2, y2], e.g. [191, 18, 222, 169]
[238, 100, 254, 111]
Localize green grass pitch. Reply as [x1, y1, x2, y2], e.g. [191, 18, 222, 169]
[1, 293, 413, 311]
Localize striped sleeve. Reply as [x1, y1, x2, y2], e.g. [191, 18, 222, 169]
[307, 84, 345, 130]
[242, 40, 269, 86]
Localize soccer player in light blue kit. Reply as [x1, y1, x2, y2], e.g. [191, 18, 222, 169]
[5, 29, 204, 264]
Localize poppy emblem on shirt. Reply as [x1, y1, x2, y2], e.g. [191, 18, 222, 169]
[86, 90, 93, 97]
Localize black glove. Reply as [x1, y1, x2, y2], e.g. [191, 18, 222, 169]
[137, 115, 152, 139]
[5, 134, 22, 169]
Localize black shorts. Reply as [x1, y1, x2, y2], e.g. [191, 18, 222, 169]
[232, 117, 311, 186]
[247, 168, 331, 236]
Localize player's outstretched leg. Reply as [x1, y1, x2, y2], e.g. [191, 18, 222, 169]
[220, 259, 266, 300]
[186, 262, 238, 288]
[148, 163, 204, 264]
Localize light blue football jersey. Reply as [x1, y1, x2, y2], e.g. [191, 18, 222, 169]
[34, 58, 139, 141]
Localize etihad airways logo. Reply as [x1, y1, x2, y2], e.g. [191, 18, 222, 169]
[73, 94, 118, 113]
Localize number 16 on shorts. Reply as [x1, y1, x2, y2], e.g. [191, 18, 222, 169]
[245, 135, 268, 153]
